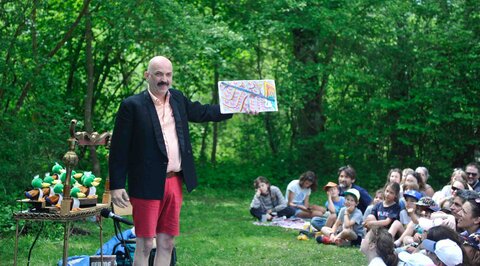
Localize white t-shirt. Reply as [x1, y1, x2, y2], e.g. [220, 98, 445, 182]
[368, 257, 387, 266]
[286, 180, 311, 205]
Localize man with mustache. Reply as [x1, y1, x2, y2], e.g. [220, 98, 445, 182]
[109, 56, 233, 265]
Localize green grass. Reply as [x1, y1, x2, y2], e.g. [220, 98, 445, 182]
[2, 187, 367, 265]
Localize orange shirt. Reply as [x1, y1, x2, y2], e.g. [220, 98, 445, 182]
[148, 89, 182, 173]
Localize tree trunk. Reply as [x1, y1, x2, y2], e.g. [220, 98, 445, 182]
[66, 38, 84, 97]
[84, 2, 100, 176]
[292, 28, 332, 167]
[256, 39, 278, 155]
[199, 124, 209, 164]
[210, 63, 219, 165]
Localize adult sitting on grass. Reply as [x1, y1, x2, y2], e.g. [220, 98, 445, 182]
[457, 195, 480, 264]
[415, 166, 435, 197]
[286, 171, 324, 218]
[433, 168, 468, 204]
[450, 189, 479, 231]
[337, 165, 372, 213]
[250, 176, 295, 221]
[465, 162, 480, 192]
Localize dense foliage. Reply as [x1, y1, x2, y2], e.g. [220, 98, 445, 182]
[1, 0, 479, 217]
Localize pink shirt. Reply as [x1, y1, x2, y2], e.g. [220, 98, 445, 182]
[148, 89, 182, 173]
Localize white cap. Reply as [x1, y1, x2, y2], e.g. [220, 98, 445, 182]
[398, 251, 435, 266]
[422, 239, 463, 266]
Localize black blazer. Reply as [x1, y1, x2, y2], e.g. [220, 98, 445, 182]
[109, 89, 232, 199]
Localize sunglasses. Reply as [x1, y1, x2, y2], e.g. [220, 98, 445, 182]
[451, 186, 461, 191]
[466, 172, 478, 177]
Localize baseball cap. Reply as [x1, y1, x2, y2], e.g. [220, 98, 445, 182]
[344, 188, 360, 202]
[403, 190, 422, 201]
[416, 197, 440, 212]
[323, 181, 338, 191]
[422, 239, 463, 266]
[397, 251, 435, 266]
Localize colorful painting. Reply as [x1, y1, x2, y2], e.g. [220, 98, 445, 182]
[218, 80, 278, 114]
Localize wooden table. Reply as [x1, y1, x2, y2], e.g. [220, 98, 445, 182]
[13, 204, 107, 266]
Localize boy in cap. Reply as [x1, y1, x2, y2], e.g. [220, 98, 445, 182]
[422, 239, 463, 266]
[317, 188, 364, 246]
[311, 182, 346, 230]
[394, 197, 441, 249]
[389, 190, 422, 242]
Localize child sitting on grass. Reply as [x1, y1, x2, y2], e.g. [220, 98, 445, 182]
[250, 176, 295, 221]
[311, 182, 345, 230]
[317, 188, 365, 246]
[363, 189, 384, 221]
[393, 197, 440, 249]
[364, 182, 401, 232]
[286, 171, 325, 218]
[388, 190, 422, 238]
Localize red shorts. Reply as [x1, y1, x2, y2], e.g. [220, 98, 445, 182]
[130, 175, 183, 237]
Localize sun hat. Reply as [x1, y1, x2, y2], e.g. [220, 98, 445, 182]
[397, 251, 435, 266]
[422, 239, 463, 266]
[344, 188, 360, 202]
[403, 190, 422, 201]
[323, 181, 338, 191]
[416, 197, 440, 212]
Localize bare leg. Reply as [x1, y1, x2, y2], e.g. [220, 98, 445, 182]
[325, 213, 337, 228]
[338, 229, 357, 241]
[394, 221, 415, 247]
[388, 220, 404, 239]
[134, 237, 155, 266]
[153, 233, 175, 266]
[321, 226, 333, 236]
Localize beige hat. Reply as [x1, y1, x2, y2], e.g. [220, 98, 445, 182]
[323, 181, 338, 191]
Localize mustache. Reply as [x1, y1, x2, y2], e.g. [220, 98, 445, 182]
[157, 81, 169, 86]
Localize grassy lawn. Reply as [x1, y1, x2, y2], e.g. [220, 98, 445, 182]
[3, 187, 367, 265]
